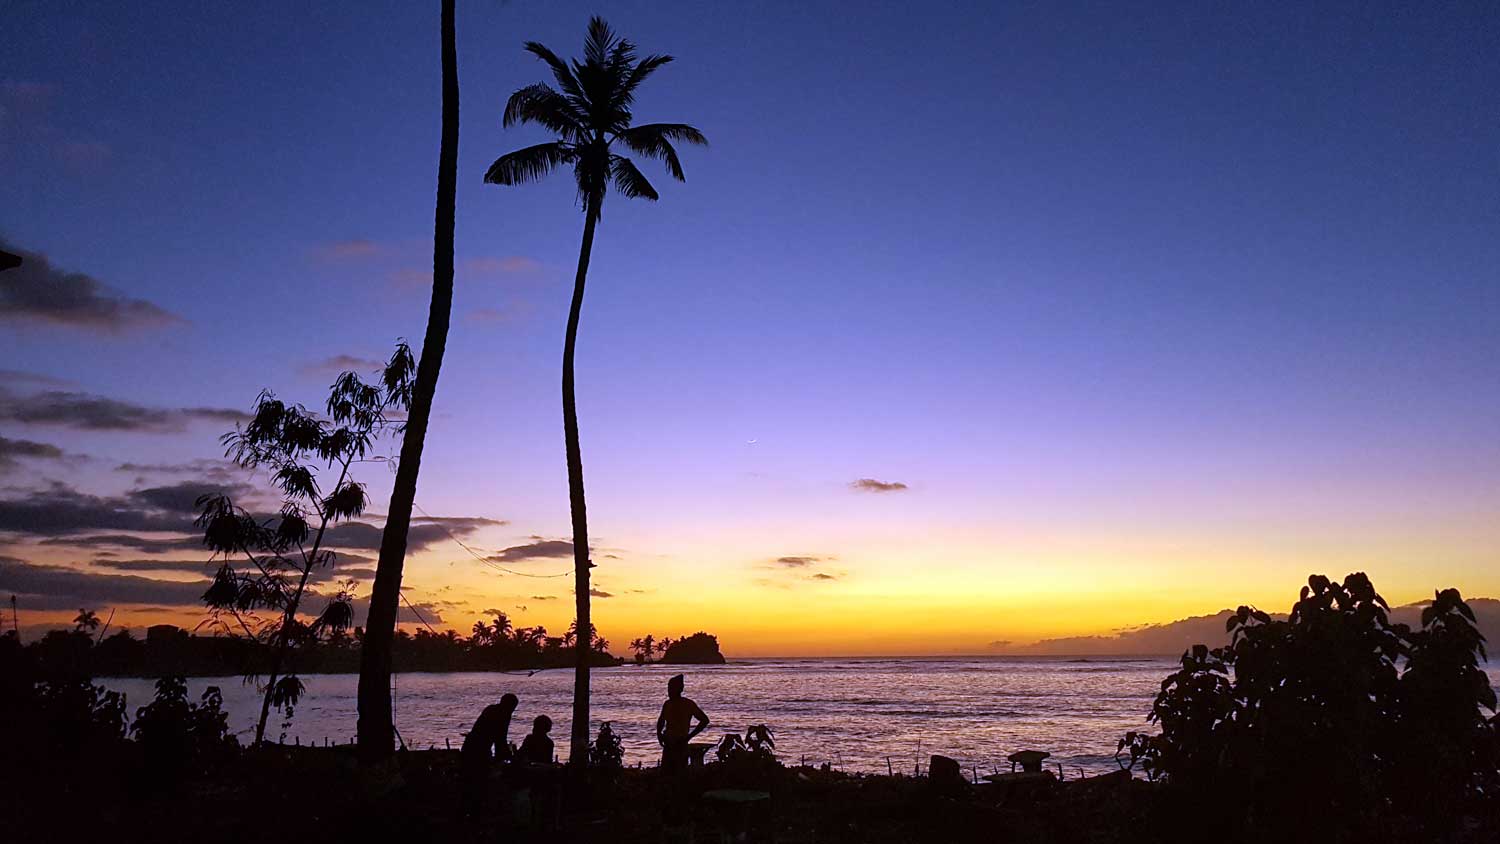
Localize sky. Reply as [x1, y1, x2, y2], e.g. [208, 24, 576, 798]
[1, 0, 1497, 656]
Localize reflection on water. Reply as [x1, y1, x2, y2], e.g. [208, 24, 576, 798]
[98, 657, 1185, 774]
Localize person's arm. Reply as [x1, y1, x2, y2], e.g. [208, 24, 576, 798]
[655, 703, 669, 746]
[496, 713, 514, 761]
[687, 702, 709, 741]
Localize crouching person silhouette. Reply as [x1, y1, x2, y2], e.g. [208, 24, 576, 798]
[460, 692, 518, 816]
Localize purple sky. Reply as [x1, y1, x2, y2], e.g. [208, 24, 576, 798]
[1, 1, 1497, 653]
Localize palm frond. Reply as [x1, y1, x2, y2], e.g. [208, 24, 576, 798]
[484, 141, 577, 185]
[616, 123, 706, 181]
[524, 41, 587, 103]
[583, 17, 618, 67]
[503, 83, 586, 139]
[609, 155, 659, 201]
[620, 54, 674, 103]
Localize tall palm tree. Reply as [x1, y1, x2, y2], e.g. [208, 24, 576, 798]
[356, 0, 460, 762]
[485, 17, 705, 767]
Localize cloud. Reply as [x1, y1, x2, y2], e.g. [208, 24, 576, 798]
[0, 387, 248, 433]
[299, 354, 385, 377]
[808, 573, 839, 581]
[0, 369, 71, 388]
[92, 554, 373, 585]
[41, 534, 203, 553]
[849, 478, 909, 493]
[0, 435, 66, 473]
[0, 557, 208, 611]
[58, 140, 111, 169]
[388, 268, 431, 288]
[114, 458, 241, 482]
[773, 555, 821, 568]
[466, 307, 517, 324]
[1, 81, 57, 110]
[90, 558, 215, 574]
[321, 519, 481, 552]
[0, 475, 254, 548]
[530, 595, 557, 601]
[406, 515, 508, 529]
[313, 239, 384, 262]
[589, 588, 613, 598]
[339, 592, 447, 627]
[0, 240, 183, 331]
[488, 539, 574, 562]
[462, 256, 542, 276]
[125, 479, 257, 513]
[0, 483, 192, 535]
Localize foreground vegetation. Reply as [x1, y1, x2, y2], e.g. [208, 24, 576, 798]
[5, 574, 1496, 842]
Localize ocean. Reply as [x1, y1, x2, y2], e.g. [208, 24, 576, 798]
[102, 656, 1189, 776]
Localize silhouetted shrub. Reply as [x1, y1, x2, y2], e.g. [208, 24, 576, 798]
[1122, 573, 1497, 838]
[131, 676, 238, 778]
[1390, 588, 1500, 825]
[590, 722, 625, 769]
[37, 677, 128, 753]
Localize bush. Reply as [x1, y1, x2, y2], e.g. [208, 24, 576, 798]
[131, 676, 239, 777]
[1122, 573, 1497, 838]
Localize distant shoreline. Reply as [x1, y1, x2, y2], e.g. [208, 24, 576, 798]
[85, 653, 1179, 678]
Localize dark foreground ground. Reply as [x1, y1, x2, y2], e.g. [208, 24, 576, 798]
[4, 745, 1497, 843]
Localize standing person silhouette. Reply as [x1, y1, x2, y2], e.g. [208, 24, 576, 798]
[656, 674, 709, 773]
[460, 692, 518, 814]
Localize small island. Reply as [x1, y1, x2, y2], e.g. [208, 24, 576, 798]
[628, 631, 728, 665]
[660, 632, 727, 665]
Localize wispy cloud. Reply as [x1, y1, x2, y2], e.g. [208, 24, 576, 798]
[773, 555, 823, 568]
[0, 240, 183, 331]
[463, 256, 542, 276]
[0, 436, 66, 473]
[312, 239, 384, 262]
[488, 539, 574, 562]
[0, 369, 71, 388]
[589, 588, 613, 598]
[849, 478, 909, 493]
[0, 387, 248, 432]
[299, 354, 385, 377]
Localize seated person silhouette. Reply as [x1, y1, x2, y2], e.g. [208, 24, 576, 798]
[460, 692, 517, 812]
[518, 714, 555, 764]
[656, 674, 709, 773]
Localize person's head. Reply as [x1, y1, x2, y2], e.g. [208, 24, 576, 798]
[533, 715, 552, 734]
[667, 674, 685, 699]
[500, 693, 518, 712]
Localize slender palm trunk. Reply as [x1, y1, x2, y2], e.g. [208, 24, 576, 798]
[565, 199, 600, 767]
[357, 0, 458, 762]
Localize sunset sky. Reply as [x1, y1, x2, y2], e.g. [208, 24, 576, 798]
[2, 1, 1497, 656]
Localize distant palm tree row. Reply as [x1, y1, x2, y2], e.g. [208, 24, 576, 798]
[354, 9, 704, 766]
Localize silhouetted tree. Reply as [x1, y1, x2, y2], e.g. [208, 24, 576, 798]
[199, 345, 413, 744]
[359, 0, 461, 761]
[72, 609, 99, 634]
[484, 16, 706, 765]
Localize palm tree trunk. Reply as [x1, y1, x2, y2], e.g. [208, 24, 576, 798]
[565, 199, 600, 767]
[357, 0, 458, 763]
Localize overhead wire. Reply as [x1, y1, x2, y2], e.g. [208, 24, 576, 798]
[412, 502, 575, 578]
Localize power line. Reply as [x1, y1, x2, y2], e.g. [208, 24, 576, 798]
[411, 506, 573, 578]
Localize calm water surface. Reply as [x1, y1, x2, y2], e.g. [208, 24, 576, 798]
[101, 657, 1194, 775]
